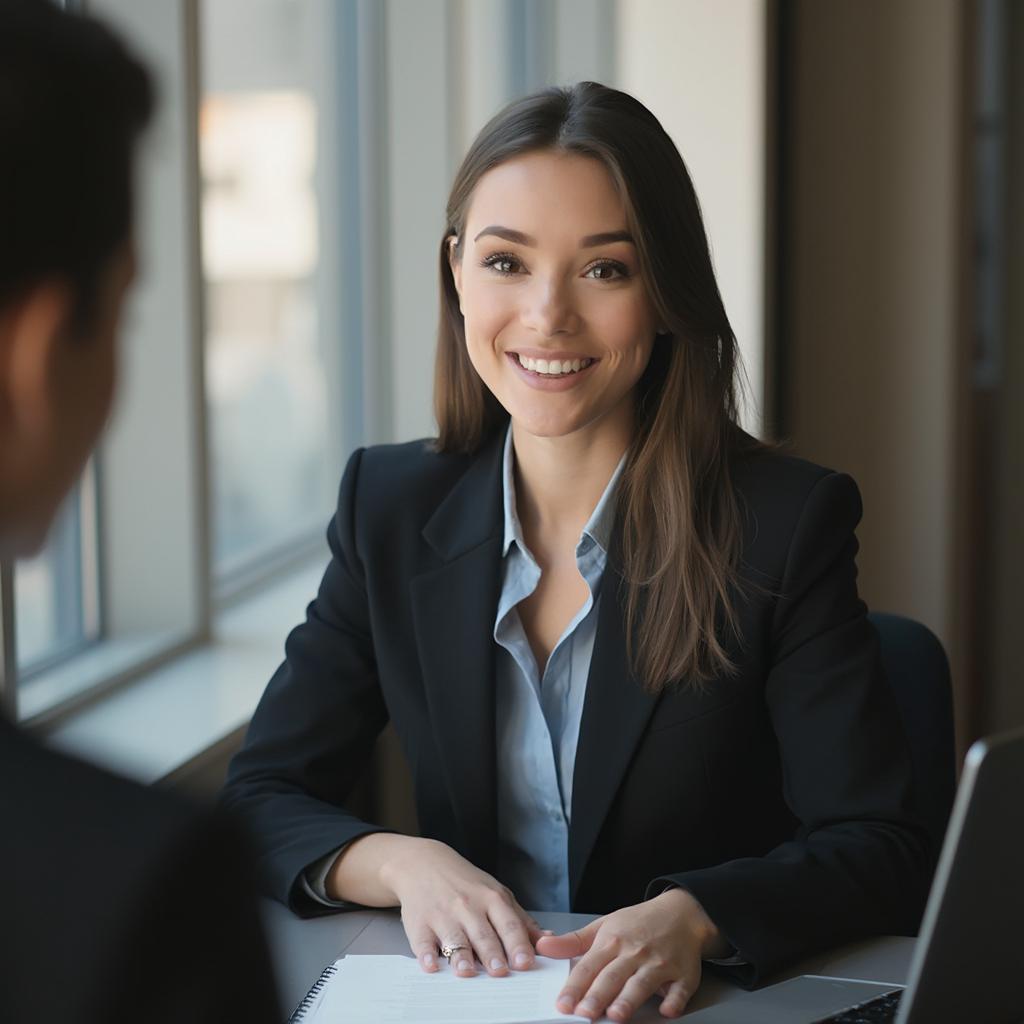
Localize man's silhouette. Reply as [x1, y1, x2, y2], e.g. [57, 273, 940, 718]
[0, 3, 281, 1020]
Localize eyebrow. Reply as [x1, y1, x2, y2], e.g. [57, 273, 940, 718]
[472, 225, 634, 248]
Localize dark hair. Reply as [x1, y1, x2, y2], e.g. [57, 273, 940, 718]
[0, 0, 154, 331]
[435, 82, 766, 692]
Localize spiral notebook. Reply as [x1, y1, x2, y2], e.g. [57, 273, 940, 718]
[288, 954, 592, 1023]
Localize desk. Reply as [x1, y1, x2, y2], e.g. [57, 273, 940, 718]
[262, 900, 916, 1021]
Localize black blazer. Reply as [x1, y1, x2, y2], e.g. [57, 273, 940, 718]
[223, 426, 931, 986]
[0, 717, 280, 1023]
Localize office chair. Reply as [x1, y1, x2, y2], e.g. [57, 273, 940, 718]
[868, 611, 957, 863]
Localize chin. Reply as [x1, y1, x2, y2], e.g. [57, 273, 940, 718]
[508, 408, 586, 439]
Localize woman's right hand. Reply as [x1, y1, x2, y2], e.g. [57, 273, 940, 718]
[329, 833, 547, 978]
[388, 837, 549, 977]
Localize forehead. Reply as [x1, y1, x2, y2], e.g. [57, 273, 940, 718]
[464, 150, 626, 238]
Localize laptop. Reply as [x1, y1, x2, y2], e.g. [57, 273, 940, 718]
[685, 727, 1024, 1023]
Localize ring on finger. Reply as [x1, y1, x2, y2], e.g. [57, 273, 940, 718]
[439, 943, 469, 964]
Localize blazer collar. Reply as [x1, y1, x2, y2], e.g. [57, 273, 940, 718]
[420, 426, 506, 561]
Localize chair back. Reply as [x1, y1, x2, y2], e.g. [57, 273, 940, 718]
[869, 611, 956, 860]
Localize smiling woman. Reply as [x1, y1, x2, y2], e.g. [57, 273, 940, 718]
[223, 82, 931, 1024]
[436, 99, 751, 696]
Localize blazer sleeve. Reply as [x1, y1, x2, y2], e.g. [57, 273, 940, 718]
[645, 471, 932, 986]
[221, 447, 395, 914]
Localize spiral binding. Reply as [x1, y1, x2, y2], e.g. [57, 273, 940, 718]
[288, 961, 340, 1022]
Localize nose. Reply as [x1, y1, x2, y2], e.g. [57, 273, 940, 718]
[520, 276, 579, 337]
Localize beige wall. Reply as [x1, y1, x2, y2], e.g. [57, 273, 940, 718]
[615, 0, 768, 434]
[786, 1, 964, 672]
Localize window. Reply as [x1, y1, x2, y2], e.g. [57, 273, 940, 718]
[15, 472, 100, 678]
[200, 0, 336, 586]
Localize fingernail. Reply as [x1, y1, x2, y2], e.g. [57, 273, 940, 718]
[422, 953, 435, 968]
[543, 929, 555, 935]
[490, 958, 505, 971]
[457, 959, 473, 972]
[514, 952, 531, 968]
[610, 1001, 630, 1019]
[557, 995, 575, 1012]
[578, 998, 598, 1016]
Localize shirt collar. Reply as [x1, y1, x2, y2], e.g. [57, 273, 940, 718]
[501, 420, 627, 558]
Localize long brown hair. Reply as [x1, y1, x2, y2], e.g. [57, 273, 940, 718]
[433, 82, 762, 693]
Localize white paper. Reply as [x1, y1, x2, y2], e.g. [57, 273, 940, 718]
[304, 954, 594, 1023]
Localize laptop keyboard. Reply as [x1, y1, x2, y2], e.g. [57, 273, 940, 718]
[813, 988, 903, 1022]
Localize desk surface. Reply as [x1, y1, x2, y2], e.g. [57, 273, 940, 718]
[261, 900, 916, 1021]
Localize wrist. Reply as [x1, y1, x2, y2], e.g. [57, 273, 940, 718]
[376, 835, 438, 902]
[327, 832, 421, 904]
[655, 886, 729, 959]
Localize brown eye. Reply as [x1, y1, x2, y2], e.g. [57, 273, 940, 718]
[480, 253, 522, 275]
[584, 261, 628, 281]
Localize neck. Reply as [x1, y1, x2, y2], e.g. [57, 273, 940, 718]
[511, 399, 633, 547]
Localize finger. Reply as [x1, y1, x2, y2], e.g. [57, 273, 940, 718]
[464, 913, 512, 976]
[523, 914, 553, 944]
[437, 925, 477, 977]
[658, 978, 695, 1018]
[405, 920, 441, 973]
[553, 937, 617, 1016]
[576, 957, 666, 1022]
[487, 896, 539, 970]
[537, 918, 602, 960]
[603, 964, 682, 1023]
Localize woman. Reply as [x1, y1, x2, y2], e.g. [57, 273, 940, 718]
[223, 82, 929, 1021]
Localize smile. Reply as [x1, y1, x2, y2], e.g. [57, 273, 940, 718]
[514, 353, 594, 376]
[506, 351, 600, 391]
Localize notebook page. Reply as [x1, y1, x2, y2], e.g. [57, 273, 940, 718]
[307, 954, 594, 1023]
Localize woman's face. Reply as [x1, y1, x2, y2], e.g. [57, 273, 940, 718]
[450, 150, 661, 441]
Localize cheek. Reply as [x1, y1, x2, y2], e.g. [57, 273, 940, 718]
[462, 285, 512, 345]
[461, 288, 515, 383]
[602, 294, 657, 352]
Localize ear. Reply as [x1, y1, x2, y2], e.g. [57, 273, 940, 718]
[0, 282, 73, 442]
[447, 235, 464, 314]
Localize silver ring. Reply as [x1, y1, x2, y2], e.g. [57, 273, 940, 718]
[440, 943, 468, 964]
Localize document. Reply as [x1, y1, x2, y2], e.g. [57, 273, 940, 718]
[291, 954, 595, 1023]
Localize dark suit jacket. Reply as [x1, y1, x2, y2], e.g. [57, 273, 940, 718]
[0, 716, 280, 1023]
[222, 426, 931, 986]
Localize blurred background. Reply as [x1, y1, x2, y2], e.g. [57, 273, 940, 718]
[3, 0, 1020, 818]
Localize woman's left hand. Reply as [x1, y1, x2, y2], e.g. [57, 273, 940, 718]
[534, 887, 724, 1021]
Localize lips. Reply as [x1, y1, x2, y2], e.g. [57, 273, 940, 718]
[505, 350, 600, 391]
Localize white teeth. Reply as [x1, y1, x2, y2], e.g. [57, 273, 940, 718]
[515, 354, 594, 375]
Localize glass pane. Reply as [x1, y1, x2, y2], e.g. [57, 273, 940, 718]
[15, 472, 100, 676]
[200, 0, 333, 578]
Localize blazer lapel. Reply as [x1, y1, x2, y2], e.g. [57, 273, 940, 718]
[568, 559, 661, 907]
[410, 429, 505, 874]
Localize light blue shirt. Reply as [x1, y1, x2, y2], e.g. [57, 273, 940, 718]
[494, 422, 626, 913]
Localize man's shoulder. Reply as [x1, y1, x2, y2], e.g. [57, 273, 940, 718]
[0, 721, 275, 1023]
[0, 719, 237, 903]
